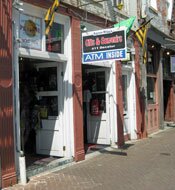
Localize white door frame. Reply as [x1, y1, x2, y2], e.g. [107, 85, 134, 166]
[122, 65, 137, 140]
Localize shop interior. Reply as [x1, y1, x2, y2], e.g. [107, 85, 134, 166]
[82, 64, 110, 153]
[19, 57, 61, 176]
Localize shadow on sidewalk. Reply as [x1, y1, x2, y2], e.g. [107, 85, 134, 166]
[99, 149, 127, 156]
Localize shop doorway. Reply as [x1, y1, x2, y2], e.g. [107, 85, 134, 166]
[83, 65, 110, 147]
[163, 80, 173, 121]
[19, 58, 64, 170]
[122, 70, 134, 140]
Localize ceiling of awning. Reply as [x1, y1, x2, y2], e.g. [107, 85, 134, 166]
[147, 26, 175, 51]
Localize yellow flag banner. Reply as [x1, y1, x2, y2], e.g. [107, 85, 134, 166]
[135, 18, 153, 64]
[45, 0, 60, 35]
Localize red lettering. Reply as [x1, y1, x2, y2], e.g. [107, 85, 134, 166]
[100, 35, 123, 45]
[85, 39, 95, 47]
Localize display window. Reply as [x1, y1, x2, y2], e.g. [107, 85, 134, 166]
[46, 22, 64, 54]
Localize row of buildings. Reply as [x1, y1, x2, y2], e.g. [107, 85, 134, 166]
[0, 0, 175, 188]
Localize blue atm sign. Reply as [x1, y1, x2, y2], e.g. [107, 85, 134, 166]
[82, 28, 127, 63]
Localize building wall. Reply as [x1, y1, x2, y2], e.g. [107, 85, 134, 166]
[71, 17, 85, 161]
[0, 0, 17, 188]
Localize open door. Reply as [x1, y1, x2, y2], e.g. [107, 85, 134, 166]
[36, 63, 64, 157]
[122, 72, 130, 139]
[85, 68, 110, 145]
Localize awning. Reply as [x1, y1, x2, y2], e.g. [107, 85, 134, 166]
[147, 26, 175, 51]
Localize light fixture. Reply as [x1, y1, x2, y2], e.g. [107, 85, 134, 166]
[81, 25, 87, 32]
[12, 0, 24, 12]
[151, 44, 155, 48]
[167, 51, 170, 55]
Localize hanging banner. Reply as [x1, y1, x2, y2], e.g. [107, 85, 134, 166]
[82, 28, 127, 63]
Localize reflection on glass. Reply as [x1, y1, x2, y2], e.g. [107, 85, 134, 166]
[39, 96, 58, 116]
[38, 67, 57, 91]
[46, 22, 64, 53]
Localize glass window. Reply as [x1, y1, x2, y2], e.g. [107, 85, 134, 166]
[88, 71, 105, 92]
[91, 93, 106, 113]
[39, 96, 58, 117]
[147, 77, 156, 104]
[147, 50, 156, 74]
[46, 22, 64, 53]
[163, 56, 171, 77]
[37, 67, 57, 91]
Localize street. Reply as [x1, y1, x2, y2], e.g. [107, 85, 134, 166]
[5, 127, 175, 190]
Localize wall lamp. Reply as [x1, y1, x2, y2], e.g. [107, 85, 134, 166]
[81, 25, 87, 32]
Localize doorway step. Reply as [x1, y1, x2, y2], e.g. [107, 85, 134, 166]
[85, 144, 110, 154]
[164, 121, 175, 128]
[25, 155, 73, 179]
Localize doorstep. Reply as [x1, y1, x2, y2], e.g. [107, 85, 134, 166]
[25, 157, 74, 180]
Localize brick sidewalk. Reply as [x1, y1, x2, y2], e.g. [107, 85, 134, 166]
[4, 127, 175, 190]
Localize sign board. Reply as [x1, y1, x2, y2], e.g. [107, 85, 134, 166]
[170, 56, 175, 72]
[82, 28, 127, 63]
[19, 13, 42, 50]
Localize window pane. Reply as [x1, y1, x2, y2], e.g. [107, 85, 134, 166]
[147, 77, 156, 104]
[46, 23, 64, 53]
[89, 71, 105, 92]
[91, 93, 106, 113]
[147, 50, 156, 74]
[37, 67, 57, 91]
[163, 55, 171, 77]
[39, 96, 58, 117]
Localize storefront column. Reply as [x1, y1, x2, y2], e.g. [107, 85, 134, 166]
[116, 61, 124, 147]
[158, 48, 164, 129]
[71, 17, 85, 161]
[134, 38, 147, 138]
[0, 0, 17, 187]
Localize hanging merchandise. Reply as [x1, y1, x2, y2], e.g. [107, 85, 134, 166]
[90, 98, 100, 116]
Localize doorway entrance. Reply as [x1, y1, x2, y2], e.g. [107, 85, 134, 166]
[19, 57, 64, 171]
[83, 65, 110, 148]
[163, 80, 173, 121]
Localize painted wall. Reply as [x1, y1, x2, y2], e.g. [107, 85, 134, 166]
[0, 0, 17, 188]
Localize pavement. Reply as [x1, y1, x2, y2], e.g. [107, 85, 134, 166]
[4, 126, 175, 190]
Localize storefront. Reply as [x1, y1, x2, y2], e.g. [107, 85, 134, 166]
[13, 2, 75, 179]
[81, 22, 137, 149]
[163, 49, 175, 122]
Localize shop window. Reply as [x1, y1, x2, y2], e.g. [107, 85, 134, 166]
[147, 77, 156, 104]
[37, 67, 57, 91]
[88, 71, 106, 113]
[163, 56, 171, 77]
[46, 22, 64, 53]
[39, 96, 58, 117]
[147, 50, 156, 74]
[88, 71, 105, 92]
